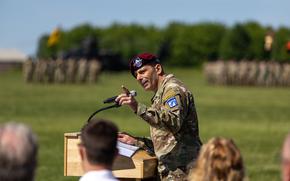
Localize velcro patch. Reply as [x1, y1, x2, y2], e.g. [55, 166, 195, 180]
[162, 89, 178, 101]
[166, 97, 178, 108]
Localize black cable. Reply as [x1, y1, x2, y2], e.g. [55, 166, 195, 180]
[87, 103, 120, 122]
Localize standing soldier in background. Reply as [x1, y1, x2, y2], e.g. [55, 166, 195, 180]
[237, 60, 248, 85]
[34, 59, 47, 83]
[23, 58, 35, 83]
[54, 59, 66, 83]
[227, 60, 238, 85]
[46, 60, 56, 83]
[116, 53, 202, 181]
[66, 59, 78, 83]
[77, 59, 88, 83]
[281, 63, 290, 86]
[257, 61, 267, 86]
[88, 59, 102, 83]
[247, 61, 258, 86]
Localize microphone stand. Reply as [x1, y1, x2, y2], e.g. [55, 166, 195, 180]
[85, 98, 155, 156]
[87, 103, 121, 122]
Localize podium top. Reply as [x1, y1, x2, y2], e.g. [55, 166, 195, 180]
[64, 132, 156, 160]
[64, 132, 80, 137]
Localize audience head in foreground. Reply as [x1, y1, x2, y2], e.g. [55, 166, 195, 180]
[188, 137, 245, 181]
[0, 122, 38, 181]
[79, 119, 119, 181]
[281, 132, 290, 181]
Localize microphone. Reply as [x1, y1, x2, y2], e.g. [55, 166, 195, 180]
[103, 90, 137, 104]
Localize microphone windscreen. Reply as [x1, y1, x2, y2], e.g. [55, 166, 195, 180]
[130, 90, 137, 97]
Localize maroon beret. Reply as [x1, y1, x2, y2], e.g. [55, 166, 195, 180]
[129, 53, 160, 78]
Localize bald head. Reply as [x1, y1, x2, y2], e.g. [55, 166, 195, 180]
[0, 122, 38, 181]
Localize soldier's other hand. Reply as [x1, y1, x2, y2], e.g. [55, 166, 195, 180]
[118, 132, 137, 145]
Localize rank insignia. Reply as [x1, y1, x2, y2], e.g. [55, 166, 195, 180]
[133, 57, 143, 68]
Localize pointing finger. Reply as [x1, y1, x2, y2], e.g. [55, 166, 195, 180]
[121, 85, 130, 95]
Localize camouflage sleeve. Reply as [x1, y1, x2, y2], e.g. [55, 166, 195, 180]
[136, 86, 186, 134]
[134, 137, 155, 155]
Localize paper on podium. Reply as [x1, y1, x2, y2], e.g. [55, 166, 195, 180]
[117, 141, 140, 157]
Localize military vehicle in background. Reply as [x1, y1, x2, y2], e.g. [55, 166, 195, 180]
[57, 36, 126, 71]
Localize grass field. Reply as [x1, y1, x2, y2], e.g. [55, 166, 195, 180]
[0, 67, 289, 181]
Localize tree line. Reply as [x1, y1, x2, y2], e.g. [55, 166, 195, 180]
[37, 21, 290, 68]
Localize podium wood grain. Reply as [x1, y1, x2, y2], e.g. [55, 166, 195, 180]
[64, 132, 157, 180]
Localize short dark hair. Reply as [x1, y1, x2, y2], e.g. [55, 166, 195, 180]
[80, 119, 118, 166]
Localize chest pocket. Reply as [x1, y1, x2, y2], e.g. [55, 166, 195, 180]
[152, 95, 162, 109]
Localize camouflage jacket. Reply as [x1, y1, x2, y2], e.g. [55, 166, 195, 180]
[135, 74, 202, 175]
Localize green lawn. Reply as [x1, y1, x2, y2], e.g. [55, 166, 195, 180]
[0, 67, 289, 181]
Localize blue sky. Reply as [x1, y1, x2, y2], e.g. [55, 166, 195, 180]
[0, 0, 289, 56]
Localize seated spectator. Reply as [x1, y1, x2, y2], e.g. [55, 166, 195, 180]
[281, 132, 290, 181]
[78, 119, 119, 181]
[0, 122, 38, 181]
[187, 137, 246, 181]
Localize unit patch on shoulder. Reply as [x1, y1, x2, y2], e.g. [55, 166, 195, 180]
[166, 97, 178, 108]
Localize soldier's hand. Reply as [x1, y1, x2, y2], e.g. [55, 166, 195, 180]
[121, 85, 130, 95]
[115, 85, 138, 113]
[118, 132, 137, 145]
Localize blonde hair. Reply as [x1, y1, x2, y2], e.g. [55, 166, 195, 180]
[188, 137, 245, 181]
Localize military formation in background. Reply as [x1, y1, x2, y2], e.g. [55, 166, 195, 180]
[204, 60, 290, 86]
[23, 59, 102, 84]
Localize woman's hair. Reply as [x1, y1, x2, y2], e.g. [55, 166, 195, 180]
[188, 137, 245, 181]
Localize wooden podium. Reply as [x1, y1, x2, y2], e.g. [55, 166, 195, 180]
[64, 132, 158, 181]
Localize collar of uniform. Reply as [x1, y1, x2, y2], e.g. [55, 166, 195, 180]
[151, 74, 175, 102]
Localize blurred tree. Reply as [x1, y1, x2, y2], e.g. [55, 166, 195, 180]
[37, 35, 55, 59]
[59, 23, 96, 51]
[219, 23, 251, 60]
[243, 21, 267, 60]
[168, 22, 225, 66]
[272, 27, 290, 62]
[100, 23, 162, 64]
[36, 22, 289, 67]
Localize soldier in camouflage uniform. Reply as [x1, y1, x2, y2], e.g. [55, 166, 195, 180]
[23, 58, 35, 83]
[116, 53, 202, 181]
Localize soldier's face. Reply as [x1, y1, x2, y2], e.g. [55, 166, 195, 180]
[135, 65, 159, 91]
